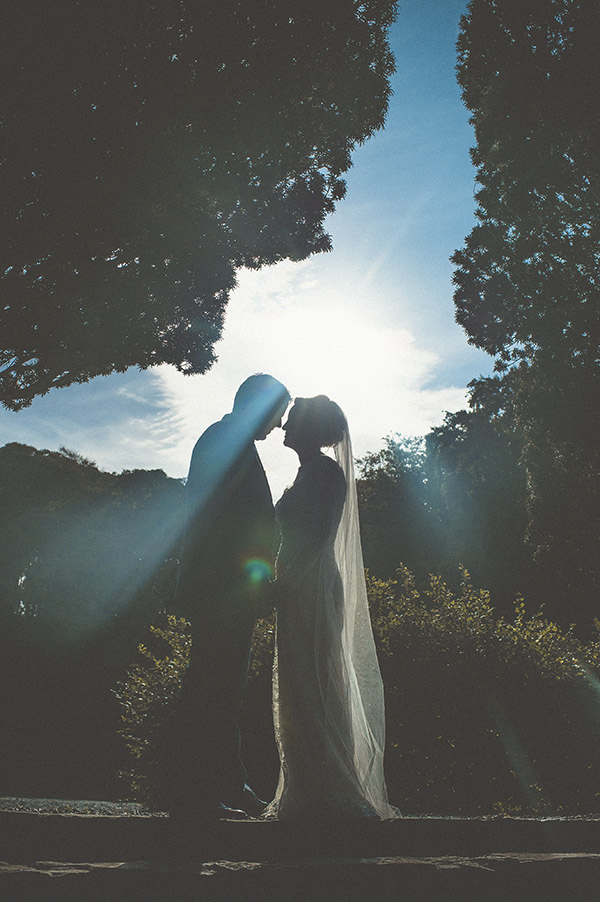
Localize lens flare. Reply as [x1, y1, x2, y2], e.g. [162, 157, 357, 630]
[243, 558, 273, 585]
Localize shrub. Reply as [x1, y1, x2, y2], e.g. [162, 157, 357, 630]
[371, 566, 600, 814]
[113, 615, 192, 804]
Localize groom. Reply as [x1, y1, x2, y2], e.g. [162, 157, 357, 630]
[169, 374, 290, 821]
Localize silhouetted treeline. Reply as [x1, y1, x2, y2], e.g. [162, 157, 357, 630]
[358, 407, 599, 631]
[0, 442, 184, 798]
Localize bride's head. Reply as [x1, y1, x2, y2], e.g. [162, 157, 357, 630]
[283, 395, 346, 455]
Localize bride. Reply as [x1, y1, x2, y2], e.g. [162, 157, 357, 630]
[265, 395, 399, 820]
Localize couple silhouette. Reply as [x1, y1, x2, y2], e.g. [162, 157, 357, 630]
[169, 374, 398, 823]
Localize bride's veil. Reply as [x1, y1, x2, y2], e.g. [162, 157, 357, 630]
[334, 424, 400, 818]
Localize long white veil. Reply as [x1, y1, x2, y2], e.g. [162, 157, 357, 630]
[333, 426, 400, 818]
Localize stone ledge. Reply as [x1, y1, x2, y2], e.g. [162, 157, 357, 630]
[3, 803, 600, 901]
[2, 853, 600, 902]
[2, 805, 600, 864]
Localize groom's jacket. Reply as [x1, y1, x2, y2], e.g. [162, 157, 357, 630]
[174, 414, 275, 623]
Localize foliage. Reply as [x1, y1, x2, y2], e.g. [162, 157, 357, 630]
[453, 0, 600, 371]
[0, 442, 184, 658]
[0, 442, 188, 799]
[467, 368, 600, 624]
[1, 0, 397, 409]
[114, 615, 192, 802]
[424, 408, 538, 612]
[451, 0, 600, 611]
[369, 567, 600, 815]
[115, 568, 600, 814]
[356, 436, 432, 581]
[512, 364, 600, 614]
[356, 425, 538, 618]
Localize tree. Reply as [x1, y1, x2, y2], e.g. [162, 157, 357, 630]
[453, 0, 600, 371]
[469, 368, 600, 625]
[356, 435, 433, 580]
[1, 0, 397, 409]
[425, 407, 535, 614]
[357, 424, 535, 618]
[452, 0, 600, 613]
[0, 442, 185, 657]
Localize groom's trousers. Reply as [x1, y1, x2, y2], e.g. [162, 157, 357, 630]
[167, 610, 255, 812]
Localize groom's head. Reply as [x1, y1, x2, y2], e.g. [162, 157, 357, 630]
[233, 374, 291, 440]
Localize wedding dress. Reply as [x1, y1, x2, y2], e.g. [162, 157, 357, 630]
[265, 429, 399, 820]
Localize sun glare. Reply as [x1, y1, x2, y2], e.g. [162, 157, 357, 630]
[155, 260, 469, 495]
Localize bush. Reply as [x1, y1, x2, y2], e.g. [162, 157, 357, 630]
[113, 616, 192, 804]
[370, 566, 600, 815]
[115, 570, 600, 814]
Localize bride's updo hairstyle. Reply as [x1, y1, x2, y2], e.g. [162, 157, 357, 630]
[294, 395, 347, 448]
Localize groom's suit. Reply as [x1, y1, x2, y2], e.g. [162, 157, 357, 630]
[171, 413, 275, 814]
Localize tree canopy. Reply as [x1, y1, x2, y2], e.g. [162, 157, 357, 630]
[451, 0, 600, 607]
[1, 0, 397, 409]
[452, 0, 600, 372]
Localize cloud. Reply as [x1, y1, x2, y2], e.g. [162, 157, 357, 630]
[154, 259, 470, 497]
[0, 369, 184, 476]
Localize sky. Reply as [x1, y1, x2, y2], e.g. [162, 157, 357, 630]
[0, 0, 493, 500]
